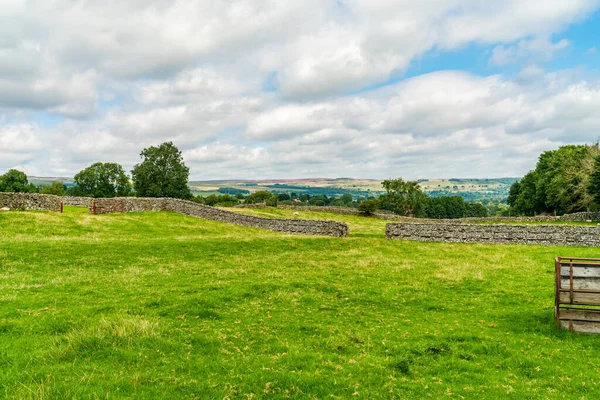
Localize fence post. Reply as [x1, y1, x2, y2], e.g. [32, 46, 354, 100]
[60, 202, 63, 213]
[93, 200, 97, 215]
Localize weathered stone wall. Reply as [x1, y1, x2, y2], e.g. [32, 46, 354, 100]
[277, 205, 416, 221]
[0, 193, 61, 212]
[386, 222, 600, 247]
[90, 197, 349, 237]
[560, 212, 600, 222]
[61, 196, 94, 207]
[276, 205, 568, 223]
[234, 203, 268, 209]
[279, 205, 362, 215]
[427, 215, 560, 224]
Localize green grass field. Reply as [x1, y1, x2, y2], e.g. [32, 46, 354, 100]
[2, 206, 600, 398]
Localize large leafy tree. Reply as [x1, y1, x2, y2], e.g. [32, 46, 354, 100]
[0, 169, 36, 193]
[509, 143, 600, 216]
[73, 163, 132, 198]
[379, 178, 426, 217]
[131, 142, 192, 199]
[588, 154, 600, 205]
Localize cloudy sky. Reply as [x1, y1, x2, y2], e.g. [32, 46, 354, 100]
[2, 0, 600, 180]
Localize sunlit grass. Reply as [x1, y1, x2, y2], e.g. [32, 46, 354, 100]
[1, 206, 600, 398]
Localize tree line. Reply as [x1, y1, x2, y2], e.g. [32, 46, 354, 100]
[507, 143, 600, 216]
[355, 179, 488, 218]
[0, 142, 193, 199]
[1, 141, 489, 219]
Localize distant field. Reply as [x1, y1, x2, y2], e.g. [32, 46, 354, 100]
[189, 178, 386, 198]
[28, 176, 518, 202]
[190, 177, 518, 201]
[2, 206, 600, 398]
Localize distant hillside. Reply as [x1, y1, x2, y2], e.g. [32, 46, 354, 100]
[417, 178, 519, 202]
[28, 176, 75, 187]
[189, 177, 519, 202]
[28, 176, 518, 202]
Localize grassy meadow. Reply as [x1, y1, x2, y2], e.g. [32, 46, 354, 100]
[2, 206, 600, 398]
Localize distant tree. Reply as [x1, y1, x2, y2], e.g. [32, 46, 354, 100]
[339, 193, 354, 205]
[299, 194, 309, 202]
[309, 195, 329, 206]
[507, 181, 521, 208]
[73, 162, 132, 198]
[444, 196, 466, 219]
[277, 193, 291, 201]
[511, 171, 539, 216]
[379, 178, 426, 217]
[245, 191, 277, 205]
[0, 169, 36, 193]
[358, 199, 379, 215]
[132, 142, 192, 200]
[465, 202, 488, 218]
[265, 195, 278, 207]
[40, 181, 66, 196]
[192, 195, 206, 204]
[204, 194, 239, 207]
[424, 198, 446, 219]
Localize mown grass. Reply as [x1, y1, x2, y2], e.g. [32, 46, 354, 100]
[1, 206, 600, 398]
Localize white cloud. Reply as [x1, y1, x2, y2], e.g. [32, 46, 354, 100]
[1, 1, 600, 178]
[0, 123, 43, 169]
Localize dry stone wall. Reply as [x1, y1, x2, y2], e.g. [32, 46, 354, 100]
[0, 193, 61, 212]
[560, 212, 600, 222]
[62, 196, 94, 207]
[91, 197, 349, 237]
[386, 222, 600, 247]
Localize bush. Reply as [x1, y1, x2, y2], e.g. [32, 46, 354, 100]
[245, 191, 275, 204]
[358, 199, 379, 214]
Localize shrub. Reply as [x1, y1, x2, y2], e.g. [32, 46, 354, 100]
[358, 199, 379, 214]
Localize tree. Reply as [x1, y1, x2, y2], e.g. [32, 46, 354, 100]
[131, 142, 192, 199]
[379, 178, 426, 217]
[444, 196, 466, 219]
[424, 197, 447, 219]
[339, 193, 354, 205]
[40, 181, 66, 196]
[358, 199, 379, 214]
[0, 169, 36, 193]
[509, 144, 600, 216]
[588, 154, 600, 205]
[277, 193, 291, 201]
[507, 181, 521, 208]
[73, 162, 132, 198]
[465, 202, 488, 217]
[245, 191, 276, 204]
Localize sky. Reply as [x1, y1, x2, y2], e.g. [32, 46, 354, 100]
[1, 1, 600, 180]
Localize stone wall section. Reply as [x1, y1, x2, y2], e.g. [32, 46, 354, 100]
[61, 196, 94, 207]
[386, 222, 600, 247]
[91, 197, 349, 237]
[0, 193, 61, 212]
[559, 212, 600, 222]
[275, 205, 581, 223]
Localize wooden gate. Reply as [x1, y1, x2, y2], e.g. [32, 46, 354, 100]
[555, 257, 600, 333]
